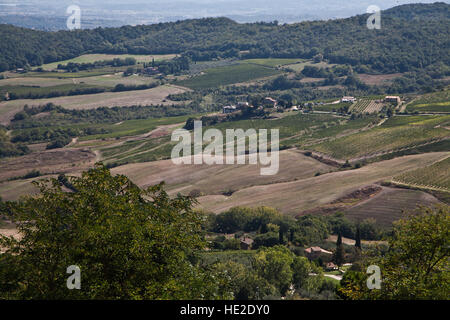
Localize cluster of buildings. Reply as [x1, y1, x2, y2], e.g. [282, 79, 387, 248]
[140, 66, 159, 76]
[341, 96, 357, 103]
[223, 97, 300, 114]
[222, 95, 402, 115]
[340, 96, 401, 105]
[222, 101, 250, 114]
[384, 96, 401, 105]
[304, 246, 338, 271]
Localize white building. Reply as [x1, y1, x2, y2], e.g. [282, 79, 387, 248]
[223, 105, 237, 114]
[341, 96, 356, 103]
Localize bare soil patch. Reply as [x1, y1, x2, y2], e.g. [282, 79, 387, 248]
[343, 186, 441, 227]
[297, 185, 383, 216]
[358, 73, 403, 86]
[112, 149, 336, 197]
[197, 152, 449, 215]
[0, 148, 95, 182]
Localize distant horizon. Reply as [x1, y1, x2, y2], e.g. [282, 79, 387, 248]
[0, 0, 449, 30]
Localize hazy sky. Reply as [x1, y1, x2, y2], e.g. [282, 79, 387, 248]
[0, 0, 448, 24]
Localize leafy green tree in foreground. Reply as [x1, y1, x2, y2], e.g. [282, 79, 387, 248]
[0, 164, 225, 299]
[338, 205, 449, 300]
[253, 245, 294, 295]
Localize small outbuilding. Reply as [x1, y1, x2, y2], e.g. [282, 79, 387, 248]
[240, 237, 254, 250]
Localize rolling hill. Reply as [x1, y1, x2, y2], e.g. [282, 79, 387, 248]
[0, 3, 449, 74]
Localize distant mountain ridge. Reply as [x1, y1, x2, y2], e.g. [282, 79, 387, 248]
[0, 2, 448, 74]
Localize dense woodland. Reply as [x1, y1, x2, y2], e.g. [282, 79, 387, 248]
[0, 3, 449, 73]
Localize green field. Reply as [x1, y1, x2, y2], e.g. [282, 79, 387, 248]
[0, 83, 106, 99]
[37, 54, 176, 71]
[209, 113, 339, 141]
[314, 102, 352, 112]
[393, 156, 450, 191]
[241, 58, 305, 67]
[407, 101, 450, 113]
[178, 63, 282, 89]
[102, 113, 344, 165]
[202, 113, 379, 150]
[407, 89, 450, 113]
[78, 115, 191, 141]
[311, 115, 450, 160]
[0, 77, 74, 87]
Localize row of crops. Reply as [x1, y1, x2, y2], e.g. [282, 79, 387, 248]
[350, 100, 371, 113]
[393, 156, 450, 191]
[310, 115, 450, 160]
[350, 100, 385, 114]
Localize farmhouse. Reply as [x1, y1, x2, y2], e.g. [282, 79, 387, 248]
[240, 237, 254, 250]
[341, 96, 356, 103]
[385, 96, 401, 105]
[222, 105, 237, 114]
[237, 101, 250, 108]
[141, 67, 159, 76]
[304, 246, 333, 260]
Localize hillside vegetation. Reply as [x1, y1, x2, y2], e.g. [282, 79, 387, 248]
[393, 156, 450, 191]
[0, 3, 449, 74]
[311, 115, 450, 160]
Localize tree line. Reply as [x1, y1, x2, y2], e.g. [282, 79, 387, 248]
[0, 3, 448, 74]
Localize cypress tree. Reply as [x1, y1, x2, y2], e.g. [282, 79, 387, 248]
[355, 226, 362, 250]
[334, 233, 345, 266]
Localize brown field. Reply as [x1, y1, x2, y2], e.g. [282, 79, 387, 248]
[0, 149, 334, 201]
[37, 54, 177, 71]
[300, 77, 324, 83]
[0, 148, 96, 182]
[326, 235, 387, 246]
[0, 178, 43, 201]
[71, 74, 158, 88]
[357, 73, 403, 86]
[343, 187, 441, 227]
[0, 77, 73, 87]
[112, 149, 336, 196]
[0, 85, 188, 124]
[0, 220, 21, 253]
[317, 85, 345, 91]
[197, 152, 449, 215]
[1, 149, 447, 226]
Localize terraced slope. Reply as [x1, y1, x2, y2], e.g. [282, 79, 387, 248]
[392, 156, 450, 191]
[310, 115, 450, 160]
